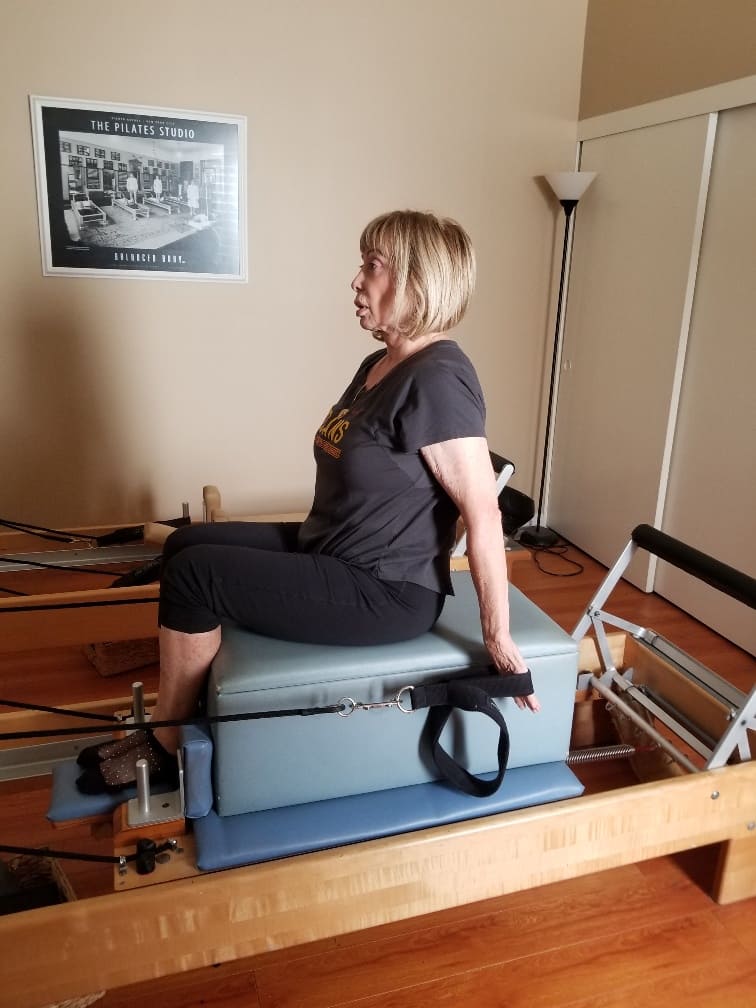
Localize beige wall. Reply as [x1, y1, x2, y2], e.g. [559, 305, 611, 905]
[581, 0, 756, 119]
[0, 0, 587, 528]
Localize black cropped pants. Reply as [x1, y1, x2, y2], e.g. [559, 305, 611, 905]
[159, 522, 444, 646]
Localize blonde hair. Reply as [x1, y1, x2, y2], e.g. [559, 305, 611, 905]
[359, 210, 476, 340]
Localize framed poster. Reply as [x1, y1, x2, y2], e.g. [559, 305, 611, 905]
[30, 95, 247, 282]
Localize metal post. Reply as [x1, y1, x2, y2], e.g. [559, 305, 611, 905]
[131, 682, 145, 725]
[135, 758, 151, 818]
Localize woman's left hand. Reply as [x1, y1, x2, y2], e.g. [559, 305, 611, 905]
[488, 634, 541, 712]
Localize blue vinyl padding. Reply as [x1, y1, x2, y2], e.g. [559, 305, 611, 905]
[47, 758, 175, 822]
[192, 760, 583, 872]
[209, 576, 579, 815]
[47, 723, 211, 823]
[182, 722, 213, 819]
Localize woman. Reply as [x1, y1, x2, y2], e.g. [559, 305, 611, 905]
[77, 209, 537, 794]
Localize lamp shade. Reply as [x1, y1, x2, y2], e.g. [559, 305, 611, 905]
[544, 171, 597, 202]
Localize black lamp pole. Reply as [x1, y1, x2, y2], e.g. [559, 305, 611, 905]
[519, 195, 580, 549]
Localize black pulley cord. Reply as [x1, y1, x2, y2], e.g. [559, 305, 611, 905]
[0, 706, 347, 742]
[0, 556, 125, 577]
[0, 840, 174, 866]
[0, 668, 536, 860]
[0, 517, 90, 544]
[0, 698, 121, 722]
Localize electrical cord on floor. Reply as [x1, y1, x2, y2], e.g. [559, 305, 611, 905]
[517, 539, 585, 577]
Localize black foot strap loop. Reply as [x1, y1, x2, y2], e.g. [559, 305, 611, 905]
[412, 670, 534, 797]
[409, 669, 534, 711]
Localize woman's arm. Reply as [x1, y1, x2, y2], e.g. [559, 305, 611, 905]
[421, 436, 540, 712]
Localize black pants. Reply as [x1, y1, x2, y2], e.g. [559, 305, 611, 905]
[159, 522, 445, 646]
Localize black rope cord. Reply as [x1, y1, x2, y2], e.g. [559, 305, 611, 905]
[0, 517, 94, 545]
[0, 595, 157, 617]
[0, 511, 169, 590]
[0, 556, 126, 577]
[0, 665, 523, 864]
[0, 698, 122, 722]
[1, 660, 512, 741]
[0, 515, 101, 592]
[0, 693, 348, 742]
[0, 516, 148, 547]
[0, 512, 162, 593]
[0, 839, 175, 869]
[0, 698, 377, 867]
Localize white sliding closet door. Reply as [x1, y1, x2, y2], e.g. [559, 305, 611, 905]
[548, 114, 714, 589]
[655, 104, 756, 655]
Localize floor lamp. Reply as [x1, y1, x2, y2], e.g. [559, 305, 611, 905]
[519, 171, 597, 549]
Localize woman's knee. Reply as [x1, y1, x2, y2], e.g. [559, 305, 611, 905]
[159, 545, 220, 633]
[161, 543, 215, 595]
[162, 523, 210, 564]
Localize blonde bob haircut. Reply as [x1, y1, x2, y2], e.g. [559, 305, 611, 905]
[359, 210, 476, 341]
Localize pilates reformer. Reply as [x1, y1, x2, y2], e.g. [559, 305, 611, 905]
[573, 524, 756, 776]
[0, 507, 191, 656]
[163, 195, 187, 213]
[0, 509, 754, 1008]
[143, 195, 175, 214]
[69, 191, 106, 228]
[112, 188, 150, 220]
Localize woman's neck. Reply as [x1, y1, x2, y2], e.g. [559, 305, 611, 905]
[381, 331, 444, 363]
[365, 332, 447, 389]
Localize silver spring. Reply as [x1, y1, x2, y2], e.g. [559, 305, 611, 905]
[566, 744, 645, 765]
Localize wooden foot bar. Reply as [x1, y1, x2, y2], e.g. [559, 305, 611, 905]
[1, 761, 755, 1008]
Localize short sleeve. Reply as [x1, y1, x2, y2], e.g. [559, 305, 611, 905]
[393, 350, 486, 451]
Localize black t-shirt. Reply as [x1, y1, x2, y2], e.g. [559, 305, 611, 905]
[297, 339, 486, 594]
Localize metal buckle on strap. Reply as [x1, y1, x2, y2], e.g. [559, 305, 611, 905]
[338, 685, 415, 716]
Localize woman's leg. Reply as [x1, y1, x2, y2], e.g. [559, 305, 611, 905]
[151, 625, 221, 754]
[159, 543, 442, 646]
[161, 520, 300, 566]
[154, 522, 302, 753]
[80, 525, 441, 791]
[152, 541, 441, 755]
[76, 524, 298, 789]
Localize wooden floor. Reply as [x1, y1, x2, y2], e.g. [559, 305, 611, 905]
[1, 540, 755, 1007]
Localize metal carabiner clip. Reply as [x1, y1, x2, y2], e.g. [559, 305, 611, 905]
[337, 685, 415, 717]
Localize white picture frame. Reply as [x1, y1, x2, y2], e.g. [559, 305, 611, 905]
[30, 95, 247, 282]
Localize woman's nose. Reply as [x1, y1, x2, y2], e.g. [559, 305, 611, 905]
[351, 270, 362, 292]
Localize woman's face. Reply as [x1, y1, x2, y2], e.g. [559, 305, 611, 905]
[351, 250, 397, 337]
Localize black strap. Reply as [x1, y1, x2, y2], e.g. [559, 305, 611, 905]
[0, 670, 534, 799]
[411, 670, 534, 797]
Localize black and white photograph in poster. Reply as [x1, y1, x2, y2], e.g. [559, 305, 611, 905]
[30, 95, 247, 281]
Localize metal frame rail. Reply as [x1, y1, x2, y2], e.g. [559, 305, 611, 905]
[572, 524, 756, 773]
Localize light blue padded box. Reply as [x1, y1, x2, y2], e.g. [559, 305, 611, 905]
[207, 571, 578, 817]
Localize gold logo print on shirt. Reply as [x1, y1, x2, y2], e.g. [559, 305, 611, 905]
[315, 408, 351, 459]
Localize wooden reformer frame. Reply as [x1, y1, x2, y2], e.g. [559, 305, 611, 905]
[70, 191, 107, 228]
[113, 191, 150, 220]
[0, 518, 754, 1008]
